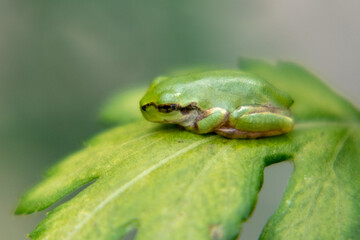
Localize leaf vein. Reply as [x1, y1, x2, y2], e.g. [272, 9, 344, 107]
[65, 136, 217, 240]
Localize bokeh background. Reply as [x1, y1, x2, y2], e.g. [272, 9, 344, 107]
[1, 1, 359, 239]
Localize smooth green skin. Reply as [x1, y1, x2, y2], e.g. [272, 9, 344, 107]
[140, 70, 294, 138]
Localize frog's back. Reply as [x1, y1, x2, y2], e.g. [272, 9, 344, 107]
[165, 70, 293, 111]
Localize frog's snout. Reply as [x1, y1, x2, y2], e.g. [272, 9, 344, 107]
[141, 102, 157, 112]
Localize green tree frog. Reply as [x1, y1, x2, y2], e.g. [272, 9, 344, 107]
[140, 70, 294, 138]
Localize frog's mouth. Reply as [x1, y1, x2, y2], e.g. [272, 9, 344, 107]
[141, 102, 201, 125]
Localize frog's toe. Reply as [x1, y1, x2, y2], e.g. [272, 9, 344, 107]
[215, 127, 288, 139]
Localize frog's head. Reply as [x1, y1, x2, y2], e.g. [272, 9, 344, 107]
[140, 88, 199, 125]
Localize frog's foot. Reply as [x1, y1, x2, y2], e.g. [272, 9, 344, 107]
[216, 105, 294, 138]
[187, 107, 229, 134]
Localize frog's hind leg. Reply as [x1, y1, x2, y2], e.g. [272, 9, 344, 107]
[216, 105, 294, 138]
[187, 107, 229, 134]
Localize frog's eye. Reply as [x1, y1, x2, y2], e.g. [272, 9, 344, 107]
[157, 104, 179, 113]
[180, 102, 199, 114]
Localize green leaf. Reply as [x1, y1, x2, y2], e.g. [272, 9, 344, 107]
[260, 124, 360, 240]
[16, 60, 360, 240]
[240, 59, 360, 239]
[99, 87, 147, 125]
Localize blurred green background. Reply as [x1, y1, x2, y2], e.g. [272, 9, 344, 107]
[1, 1, 359, 239]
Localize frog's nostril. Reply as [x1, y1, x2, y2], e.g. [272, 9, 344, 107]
[141, 105, 147, 111]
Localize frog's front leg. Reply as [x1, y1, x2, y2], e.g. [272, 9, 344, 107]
[187, 107, 229, 134]
[217, 105, 294, 138]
